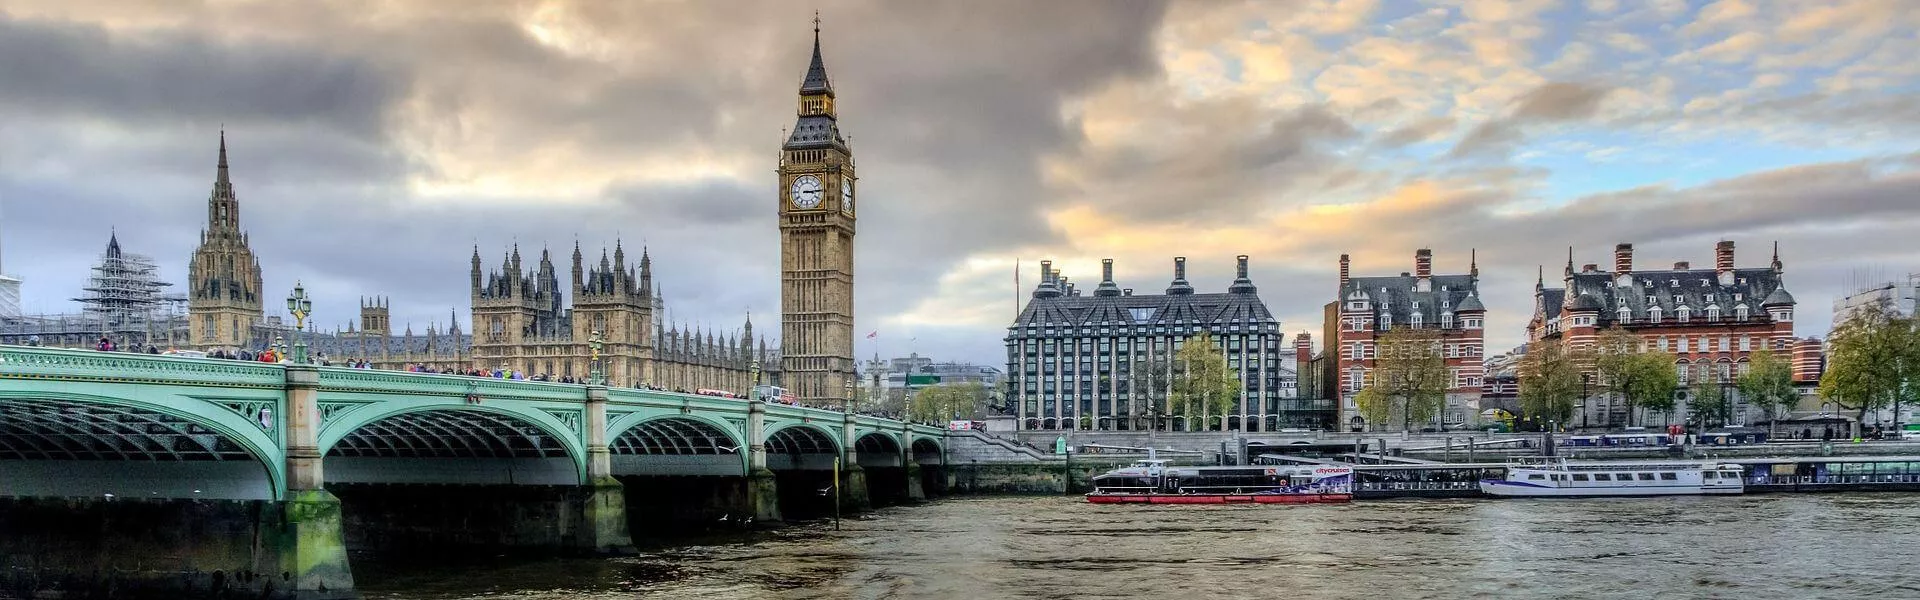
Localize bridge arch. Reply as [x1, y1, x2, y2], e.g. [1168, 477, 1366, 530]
[320, 404, 586, 486]
[0, 391, 283, 500]
[609, 415, 747, 476]
[761, 423, 840, 471]
[854, 431, 903, 469]
[910, 436, 945, 465]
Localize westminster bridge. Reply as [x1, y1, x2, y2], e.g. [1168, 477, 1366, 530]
[0, 346, 948, 599]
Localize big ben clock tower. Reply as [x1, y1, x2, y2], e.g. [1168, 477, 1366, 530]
[779, 17, 857, 406]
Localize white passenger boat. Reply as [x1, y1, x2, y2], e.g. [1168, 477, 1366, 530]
[1478, 458, 1745, 498]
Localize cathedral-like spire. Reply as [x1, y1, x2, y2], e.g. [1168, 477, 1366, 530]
[217, 130, 231, 185]
[801, 11, 832, 95]
[207, 130, 241, 234]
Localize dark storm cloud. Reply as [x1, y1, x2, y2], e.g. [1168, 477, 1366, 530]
[0, 14, 401, 137]
[1060, 100, 1361, 222]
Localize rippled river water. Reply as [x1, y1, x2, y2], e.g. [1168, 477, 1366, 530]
[361, 494, 1920, 600]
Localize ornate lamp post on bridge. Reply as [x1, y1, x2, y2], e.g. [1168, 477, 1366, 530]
[285, 281, 312, 364]
[843, 377, 855, 416]
[587, 330, 605, 386]
[748, 358, 761, 401]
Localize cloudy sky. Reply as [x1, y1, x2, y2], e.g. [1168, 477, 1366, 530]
[2, 0, 1917, 365]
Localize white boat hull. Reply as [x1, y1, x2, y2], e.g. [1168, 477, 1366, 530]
[1479, 480, 1742, 497]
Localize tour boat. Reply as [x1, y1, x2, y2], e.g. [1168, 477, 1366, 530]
[1086, 460, 1352, 504]
[1478, 458, 1746, 498]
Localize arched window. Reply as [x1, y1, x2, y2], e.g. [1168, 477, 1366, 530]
[1648, 306, 1663, 324]
[1675, 361, 1689, 384]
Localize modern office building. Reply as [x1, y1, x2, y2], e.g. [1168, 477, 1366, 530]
[1005, 256, 1306, 431]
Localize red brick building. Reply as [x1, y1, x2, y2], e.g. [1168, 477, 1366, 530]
[1527, 241, 1801, 427]
[1327, 249, 1487, 432]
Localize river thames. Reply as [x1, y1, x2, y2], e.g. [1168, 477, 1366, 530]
[361, 494, 1920, 600]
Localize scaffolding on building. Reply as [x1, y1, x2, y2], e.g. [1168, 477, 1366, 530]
[0, 234, 189, 349]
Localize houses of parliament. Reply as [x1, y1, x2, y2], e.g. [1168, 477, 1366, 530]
[176, 129, 765, 391]
[159, 22, 871, 396]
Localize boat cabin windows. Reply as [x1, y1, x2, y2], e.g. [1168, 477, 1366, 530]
[1571, 474, 1589, 481]
[1592, 473, 1611, 481]
[1527, 474, 1546, 480]
[1616, 473, 1635, 481]
[1659, 473, 1678, 481]
[1637, 473, 1655, 481]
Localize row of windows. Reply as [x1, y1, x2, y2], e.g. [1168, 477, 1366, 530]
[1550, 307, 1794, 333]
[1341, 341, 1484, 360]
[1015, 335, 1283, 352]
[1014, 321, 1280, 338]
[1341, 315, 1485, 331]
[1340, 366, 1484, 392]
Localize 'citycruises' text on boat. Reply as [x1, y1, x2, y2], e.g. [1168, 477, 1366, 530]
[1478, 458, 1746, 498]
[1087, 459, 1353, 504]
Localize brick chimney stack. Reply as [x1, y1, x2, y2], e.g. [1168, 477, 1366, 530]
[1415, 248, 1433, 278]
[1339, 254, 1350, 287]
[1294, 332, 1313, 373]
[1614, 243, 1633, 274]
[1715, 241, 1735, 274]
[1674, 261, 1690, 270]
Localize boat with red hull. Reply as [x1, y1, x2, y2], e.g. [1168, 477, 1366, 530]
[1086, 460, 1353, 505]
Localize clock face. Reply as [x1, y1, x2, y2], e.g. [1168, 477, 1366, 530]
[790, 175, 823, 209]
[841, 180, 854, 214]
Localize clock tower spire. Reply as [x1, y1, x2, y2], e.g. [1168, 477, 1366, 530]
[778, 14, 857, 407]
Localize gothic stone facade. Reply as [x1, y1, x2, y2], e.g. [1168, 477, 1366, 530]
[1330, 249, 1488, 432]
[1006, 256, 1304, 431]
[186, 133, 265, 350]
[779, 24, 858, 405]
[1527, 241, 1801, 427]
[468, 243, 765, 392]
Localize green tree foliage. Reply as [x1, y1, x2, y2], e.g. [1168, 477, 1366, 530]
[1129, 357, 1174, 430]
[1689, 379, 1733, 428]
[1592, 328, 1680, 426]
[907, 382, 989, 424]
[1353, 387, 1392, 428]
[1169, 331, 1240, 430]
[1821, 301, 1920, 424]
[1360, 328, 1450, 431]
[1738, 347, 1799, 433]
[1518, 342, 1584, 429]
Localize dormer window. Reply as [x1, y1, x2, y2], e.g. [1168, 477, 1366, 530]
[1617, 307, 1632, 323]
[1676, 306, 1691, 323]
[1649, 306, 1663, 324]
[1410, 312, 1424, 328]
[1441, 312, 1455, 329]
[1735, 304, 1749, 321]
[1706, 305, 1721, 322]
[1380, 315, 1393, 331]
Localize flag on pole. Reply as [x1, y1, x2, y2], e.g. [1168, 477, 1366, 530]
[867, 331, 877, 339]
